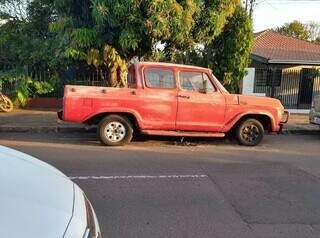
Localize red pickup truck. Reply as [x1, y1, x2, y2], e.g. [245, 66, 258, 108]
[59, 62, 289, 146]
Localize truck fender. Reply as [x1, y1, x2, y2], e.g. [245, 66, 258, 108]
[223, 111, 276, 132]
[83, 108, 143, 128]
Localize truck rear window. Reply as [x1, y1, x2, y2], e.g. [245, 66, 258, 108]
[144, 68, 175, 89]
[127, 67, 136, 88]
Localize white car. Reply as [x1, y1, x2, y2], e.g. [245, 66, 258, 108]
[0, 146, 101, 238]
[310, 95, 320, 126]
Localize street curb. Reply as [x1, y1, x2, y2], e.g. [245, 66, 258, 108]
[0, 126, 318, 135]
[282, 129, 320, 135]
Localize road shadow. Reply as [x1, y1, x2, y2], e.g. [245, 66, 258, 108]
[0, 131, 236, 148]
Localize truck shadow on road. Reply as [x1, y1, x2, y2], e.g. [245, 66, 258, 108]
[0, 131, 237, 147]
[1, 132, 319, 153]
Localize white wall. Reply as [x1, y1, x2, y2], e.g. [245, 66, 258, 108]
[241, 68, 266, 96]
[242, 68, 255, 95]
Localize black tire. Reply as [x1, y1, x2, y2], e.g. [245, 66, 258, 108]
[236, 119, 264, 146]
[98, 115, 133, 146]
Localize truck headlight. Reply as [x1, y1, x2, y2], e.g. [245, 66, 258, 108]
[278, 107, 284, 118]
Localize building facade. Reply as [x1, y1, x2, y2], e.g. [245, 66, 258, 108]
[249, 30, 320, 109]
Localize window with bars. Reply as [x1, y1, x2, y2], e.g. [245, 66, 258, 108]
[255, 68, 282, 87]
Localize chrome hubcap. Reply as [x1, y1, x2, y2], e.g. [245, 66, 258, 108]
[105, 121, 126, 143]
[242, 125, 260, 143]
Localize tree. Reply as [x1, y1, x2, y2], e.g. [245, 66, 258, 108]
[275, 21, 320, 43]
[306, 21, 320, 42]
[0, 0, 56, 70]
[169, 6, 253, 93]
[203, 6, 253, 93]
[52, 0, 241, 86]
[0, 0, 58, 107]
[276, 21, 310, 41]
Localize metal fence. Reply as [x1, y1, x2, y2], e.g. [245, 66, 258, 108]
[0, 66, 109, 98]
[254, 68, 320, 109]
[55, 67, 108, 97]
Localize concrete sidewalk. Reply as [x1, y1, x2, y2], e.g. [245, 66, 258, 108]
[284, 113, 320, 134]
[0, 109, 86, 133]
[0, 108, 319, 134]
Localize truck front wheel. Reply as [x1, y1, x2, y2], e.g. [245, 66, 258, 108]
[98, 115, 133, 146]
[236, 119, 264, 146]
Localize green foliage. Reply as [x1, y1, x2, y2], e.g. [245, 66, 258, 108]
[194, 0, 240, 43]
[165, 46, 205, 66]
[51, 0, 240, 87]
[171, 6, 253, 93]
[71, 28, 97, 48]
[0, 0, 58, 70]
[64, 47, 87, 59]
[87, 45, 128, 87]
[142, 48, 167, 62]
[276, 21, 320, 43]
[17, 78, 55, 107]
[205, 6, 253, 93]
[54, 0, 240, 61]
[276, 21, 310, 41]
[1, 0, 249, 93]
[0, 70, 56, 107]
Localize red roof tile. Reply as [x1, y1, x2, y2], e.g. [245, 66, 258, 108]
[252, 30, 320, 64]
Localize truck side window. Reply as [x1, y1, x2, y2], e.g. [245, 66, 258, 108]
[145, 68, 175, 89]
[127, 67, 136, 88]
[180, 72, 215, 92]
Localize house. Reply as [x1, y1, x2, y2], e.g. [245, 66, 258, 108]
[247, 30, 320, 110]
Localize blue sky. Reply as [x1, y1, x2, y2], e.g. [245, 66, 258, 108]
[253, 1, 320, 32]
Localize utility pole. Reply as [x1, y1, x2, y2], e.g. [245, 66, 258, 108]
[245, 0, 249, 11]
[249, 0, 255, 18]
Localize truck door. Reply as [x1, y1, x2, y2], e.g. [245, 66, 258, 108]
[176, 71, 226, 132]
[138, 67, 178, 130]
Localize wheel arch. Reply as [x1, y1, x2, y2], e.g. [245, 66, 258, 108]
[228, 113, 275, 133]
[84, 111, 140, 130]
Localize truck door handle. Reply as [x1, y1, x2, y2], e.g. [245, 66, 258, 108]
[178, 95, 190, 99]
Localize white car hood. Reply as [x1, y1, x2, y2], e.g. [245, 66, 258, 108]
[0, 146, 74, 238]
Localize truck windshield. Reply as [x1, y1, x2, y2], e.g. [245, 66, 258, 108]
[212, 74, 229, 94]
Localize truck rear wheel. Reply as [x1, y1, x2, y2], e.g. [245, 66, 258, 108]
[236, 119, 264, 146]
[98, 115, 133, 146]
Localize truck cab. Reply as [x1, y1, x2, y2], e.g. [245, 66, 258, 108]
[59, 62, 289, 146]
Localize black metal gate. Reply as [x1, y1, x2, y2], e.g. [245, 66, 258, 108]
[254, 68, 320, 109]
[297, 68, 316, 109]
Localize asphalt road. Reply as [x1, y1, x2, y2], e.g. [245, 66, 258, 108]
[1, 132, 320, 238]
